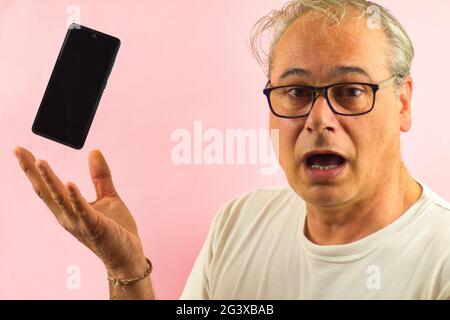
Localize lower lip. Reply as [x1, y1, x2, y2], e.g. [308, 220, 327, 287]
[303, 161, 347, 181]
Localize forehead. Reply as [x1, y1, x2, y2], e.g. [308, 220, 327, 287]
[271, 10, 391, 82]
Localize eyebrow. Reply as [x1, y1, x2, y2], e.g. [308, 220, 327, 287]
[278, 68, 312, 80]
[278, 65, 373, 82]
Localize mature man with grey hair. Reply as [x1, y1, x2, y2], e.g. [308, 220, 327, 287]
[13, 0, 450, 299]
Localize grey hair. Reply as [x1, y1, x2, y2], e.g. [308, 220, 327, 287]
[248, 0, 414, 89]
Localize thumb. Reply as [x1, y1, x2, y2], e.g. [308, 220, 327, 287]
[88, 149, 117, 199]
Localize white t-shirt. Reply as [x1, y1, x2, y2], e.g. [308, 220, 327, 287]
[180, 180, 450, 300]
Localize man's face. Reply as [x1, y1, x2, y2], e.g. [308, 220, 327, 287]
[269, 11, 412, 207]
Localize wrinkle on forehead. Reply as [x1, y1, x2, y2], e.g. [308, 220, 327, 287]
[270, 8, 392, 81]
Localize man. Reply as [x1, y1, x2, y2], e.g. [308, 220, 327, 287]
[13, 0, 450, 299]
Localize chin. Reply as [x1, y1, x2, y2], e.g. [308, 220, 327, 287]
[307, 189, 345, 207]
[291, 178, 347, 206]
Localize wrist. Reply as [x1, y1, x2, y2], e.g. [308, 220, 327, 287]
[107, 257, 152, 288]
[106, 255, 150, 279]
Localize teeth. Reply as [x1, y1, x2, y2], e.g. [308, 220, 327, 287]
[311, 164, 339, 170]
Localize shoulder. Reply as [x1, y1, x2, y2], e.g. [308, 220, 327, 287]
[214, 186, 299, 221]
[426, 190, 450, 299]
[412, 183, 450, 251]
[421, 183, 450, 236]
[208, 186, 302, 245]
[220, 187, 297, 214]
[417, 184, 450, 299]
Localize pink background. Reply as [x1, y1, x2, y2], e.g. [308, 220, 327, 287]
[0, 0, 449, 299]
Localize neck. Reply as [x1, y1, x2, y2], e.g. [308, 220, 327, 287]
[304, 161, 423, 245]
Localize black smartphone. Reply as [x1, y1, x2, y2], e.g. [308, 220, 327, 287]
[32, 23, 120, 149]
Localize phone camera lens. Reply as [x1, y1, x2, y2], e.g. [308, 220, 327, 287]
[92, 33, 97, 38]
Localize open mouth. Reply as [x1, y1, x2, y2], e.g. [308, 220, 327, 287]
[305, 153, 346, 170]
[303, 152, 347, 180]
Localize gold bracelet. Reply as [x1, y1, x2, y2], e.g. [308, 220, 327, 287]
[107, 258, 153, 287]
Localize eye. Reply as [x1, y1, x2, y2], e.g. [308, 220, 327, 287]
[286, 87, 310, 98]
[335, 85, 366, 98]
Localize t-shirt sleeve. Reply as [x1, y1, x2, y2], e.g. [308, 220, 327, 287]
[178, 207, 223, 300]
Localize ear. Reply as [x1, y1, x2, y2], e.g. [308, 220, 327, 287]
[398, 75, 413, 133]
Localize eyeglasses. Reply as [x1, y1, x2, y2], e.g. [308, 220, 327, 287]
[262, 75, 399, 119]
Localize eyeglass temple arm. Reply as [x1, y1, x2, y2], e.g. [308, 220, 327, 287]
[378, 75, 400, 89]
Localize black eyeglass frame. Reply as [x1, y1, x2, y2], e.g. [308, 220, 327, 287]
[262, 75, 399, 119]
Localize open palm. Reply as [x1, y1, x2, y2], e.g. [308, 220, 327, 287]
[14, 146, 147, 276]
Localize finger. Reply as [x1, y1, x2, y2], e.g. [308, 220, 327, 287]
[66, 182, 103, 237]
[88, 149, 117, 199]
[35, 159, 77, 221]
[13, 146, 56, 209]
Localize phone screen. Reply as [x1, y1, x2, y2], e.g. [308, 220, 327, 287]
[32, 24, 120, 149]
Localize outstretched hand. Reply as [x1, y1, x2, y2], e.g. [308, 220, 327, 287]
[13, 146, 148, 277]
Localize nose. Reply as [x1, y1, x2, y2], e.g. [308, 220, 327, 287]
[304, 91, 338, 134]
